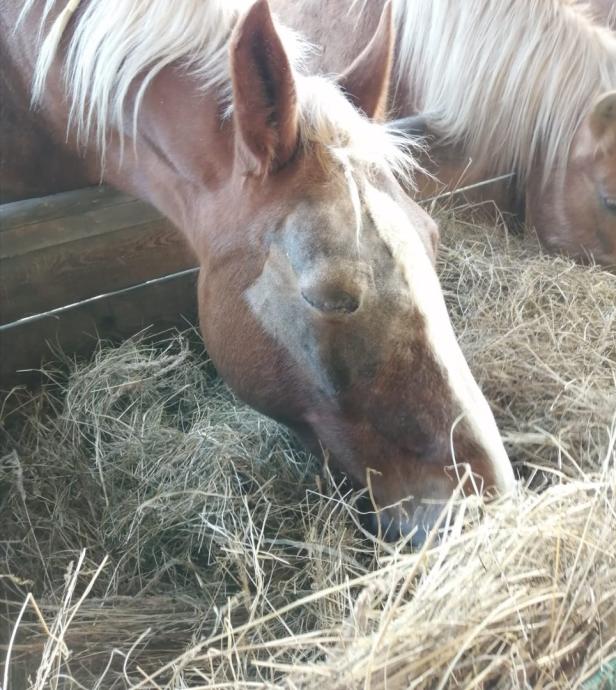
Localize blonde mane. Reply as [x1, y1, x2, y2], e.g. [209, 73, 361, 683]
[23, 0, 416, 182]
[393, 0, 616, 183]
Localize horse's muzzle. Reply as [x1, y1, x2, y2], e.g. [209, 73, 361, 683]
[367, 500, 448, 548]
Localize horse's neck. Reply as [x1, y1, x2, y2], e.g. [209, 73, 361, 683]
[2, 1, 235, 247]
[0, 3, 98, 201]
[117, 66, 236, 245]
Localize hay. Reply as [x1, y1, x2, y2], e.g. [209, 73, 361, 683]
[1, 216, 615, 689]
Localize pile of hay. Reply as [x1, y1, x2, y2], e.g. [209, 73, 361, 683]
[1, 216, 615, 689]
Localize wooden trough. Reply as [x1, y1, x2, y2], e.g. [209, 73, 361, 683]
[0, 186, 199, 389]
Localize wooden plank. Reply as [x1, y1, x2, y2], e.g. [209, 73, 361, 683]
[0, 186, 126, 236]
[0, 189, 161, 258]
[1, 215, 196, 324]
[0, 270, 199, 391]
[0, 187, 197, 324]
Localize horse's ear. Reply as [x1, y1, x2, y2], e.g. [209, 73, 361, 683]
[590, 90, 616, 139]
[338, 1, 394, 121]
[230, 0, 299, 174]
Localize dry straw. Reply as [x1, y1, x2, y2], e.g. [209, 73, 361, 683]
[1, 214, 615, 689]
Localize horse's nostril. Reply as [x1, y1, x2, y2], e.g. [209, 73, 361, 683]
[301, 285, 361, 314]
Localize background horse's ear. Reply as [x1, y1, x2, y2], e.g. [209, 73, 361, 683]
[590, 90, 616, 139]
[230, 0, 299, 174]
[337, 1, 394, 121]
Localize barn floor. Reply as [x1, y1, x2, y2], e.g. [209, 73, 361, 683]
[1, 214, 615, 689]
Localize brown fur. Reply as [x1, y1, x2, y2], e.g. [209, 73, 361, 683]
[0, 35, 98, 201]
[338, 1, 394, 121]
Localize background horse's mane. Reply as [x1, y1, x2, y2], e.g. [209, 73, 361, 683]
[23, 0, 416, 182]
[393, 0, 616, 183]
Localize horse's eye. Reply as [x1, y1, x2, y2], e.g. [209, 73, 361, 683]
[602, 195, 616, 213]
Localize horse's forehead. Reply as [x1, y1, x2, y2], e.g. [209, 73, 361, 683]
[244, 184, 434, 397]
[283, 189, 371, 256]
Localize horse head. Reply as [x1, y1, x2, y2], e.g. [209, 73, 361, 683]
[526, 91, 616, 267]
[196, 1, 515, 543]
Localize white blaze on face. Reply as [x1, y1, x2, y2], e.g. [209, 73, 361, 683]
[364, 182, 516, 494]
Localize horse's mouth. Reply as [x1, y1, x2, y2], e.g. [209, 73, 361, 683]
[365, 498, 449, 547]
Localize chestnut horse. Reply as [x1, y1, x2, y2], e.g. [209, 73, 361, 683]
[274, 0, 616, 266]
[1, 0, 515, 543]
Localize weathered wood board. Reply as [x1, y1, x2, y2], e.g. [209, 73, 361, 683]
[0, 186, 200, 389]
[0, 186, 197, 324]
[0, 269, 199, 389]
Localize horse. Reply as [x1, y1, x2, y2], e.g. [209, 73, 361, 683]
[274, 0, 616, 267]
[1, 0, 516, 543]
